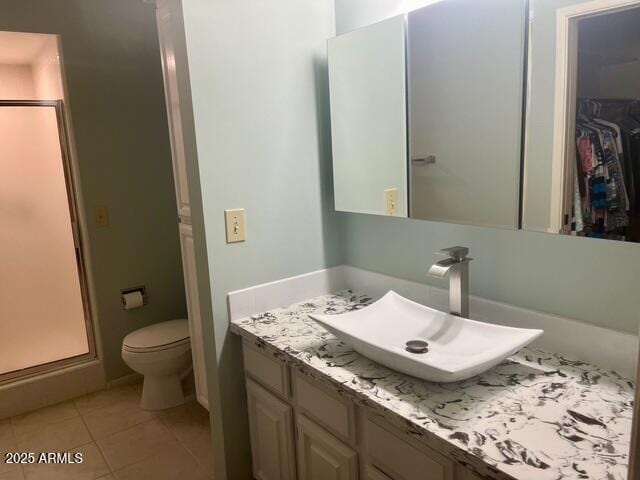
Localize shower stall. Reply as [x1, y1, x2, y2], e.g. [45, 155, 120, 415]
[0, 100, 94, 382]
[0, 32, 95, 386]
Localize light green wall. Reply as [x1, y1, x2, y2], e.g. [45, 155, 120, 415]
[342, 214, 640, 333]
[337, 0, 639, 335]
[181, 0, 341, 478]
[0, 0, 187, 380]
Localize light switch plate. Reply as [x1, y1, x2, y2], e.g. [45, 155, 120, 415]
[95, 205, 109, 227]
[384, 188, 398, 216]
[225, 208, 246, 243]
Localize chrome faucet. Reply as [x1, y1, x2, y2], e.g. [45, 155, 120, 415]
[427, 246, 472, 318]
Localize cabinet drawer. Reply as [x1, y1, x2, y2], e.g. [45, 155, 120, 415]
[365, 418, 454, 480]
[293, 370, 356, 444]
[243, 342, 290, 399]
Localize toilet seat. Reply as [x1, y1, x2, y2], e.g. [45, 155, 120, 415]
[123, 337, 190, 354]
[123, 318, 190, 353]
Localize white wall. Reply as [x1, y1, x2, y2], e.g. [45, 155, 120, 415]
[0, 35, 61, 101]
[32, 37, 64, 100]
[335, 0, 441, 34]
[0, 64, 34, 99]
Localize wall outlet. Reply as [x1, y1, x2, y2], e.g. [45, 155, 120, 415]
[225, 208, 246, 243]
[95, 205, 110, 227]
[384, 188, 398, 216]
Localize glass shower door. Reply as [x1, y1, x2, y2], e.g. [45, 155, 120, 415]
[0, 102, 91, 378]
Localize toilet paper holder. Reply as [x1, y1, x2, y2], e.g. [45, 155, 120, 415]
[121, 285, 148, 309]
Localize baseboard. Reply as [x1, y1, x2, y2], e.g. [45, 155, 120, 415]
[107, 372, 143, 389]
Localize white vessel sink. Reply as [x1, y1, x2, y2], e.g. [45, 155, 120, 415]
[310, 291, 543, 383]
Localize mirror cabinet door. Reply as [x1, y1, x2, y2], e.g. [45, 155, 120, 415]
[407, 0, 527, 228]
[328, 15, 408, 217]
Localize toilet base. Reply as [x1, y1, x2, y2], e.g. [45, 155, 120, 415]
[140, 374, 187, 411]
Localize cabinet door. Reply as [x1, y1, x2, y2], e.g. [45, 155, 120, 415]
[178, 223, 208, 409]
[296, 414, 358, 480]
[156, 0, 191, 218]
[246, 379, 297, 480]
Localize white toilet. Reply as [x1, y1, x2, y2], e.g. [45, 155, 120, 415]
[122, 319, 192, 411]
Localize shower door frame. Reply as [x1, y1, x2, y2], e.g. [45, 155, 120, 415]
[0, 99, 96, 384]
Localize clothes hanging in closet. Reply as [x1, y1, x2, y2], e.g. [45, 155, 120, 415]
[574, 99, 640, 241]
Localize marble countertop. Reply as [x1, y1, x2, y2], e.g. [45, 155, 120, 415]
[230, 291, 634, 480]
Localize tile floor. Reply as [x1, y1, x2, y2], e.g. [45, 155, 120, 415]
[0, 383, 214, 480]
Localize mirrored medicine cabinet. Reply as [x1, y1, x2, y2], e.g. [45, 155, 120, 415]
[328, 0, 640, 243]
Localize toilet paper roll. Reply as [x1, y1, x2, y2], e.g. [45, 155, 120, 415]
[122, 291, 144, 310]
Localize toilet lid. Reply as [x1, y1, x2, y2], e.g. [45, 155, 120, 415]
[123, 319, 190, 351]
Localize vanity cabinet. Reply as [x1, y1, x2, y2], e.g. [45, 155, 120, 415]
[242, 341, 485, 480]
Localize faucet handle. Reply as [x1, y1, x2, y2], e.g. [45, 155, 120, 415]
[436, 246, 469, 261]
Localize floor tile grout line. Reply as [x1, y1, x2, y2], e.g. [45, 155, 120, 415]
[73, 384, 145, 473]
[92, 441, 113, 474]
[10, 400, 81, 436]
[180, 441, 210, 474]
[11, 411, 91, 455]
[164, 419, 213, 474]
[94, 419, 176, 474]
[73, 402, 113, 475]
[75, 439, 112, 477]
[152, 408, 212, 475]
[75, 401, 98, 444]
[106, 438, 196, 479]
[157, 415, 207, 470]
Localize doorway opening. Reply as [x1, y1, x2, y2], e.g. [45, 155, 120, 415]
[551, 0, 640, 241]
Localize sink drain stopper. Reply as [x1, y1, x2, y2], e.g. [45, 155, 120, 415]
[405, 340, 429, 354]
